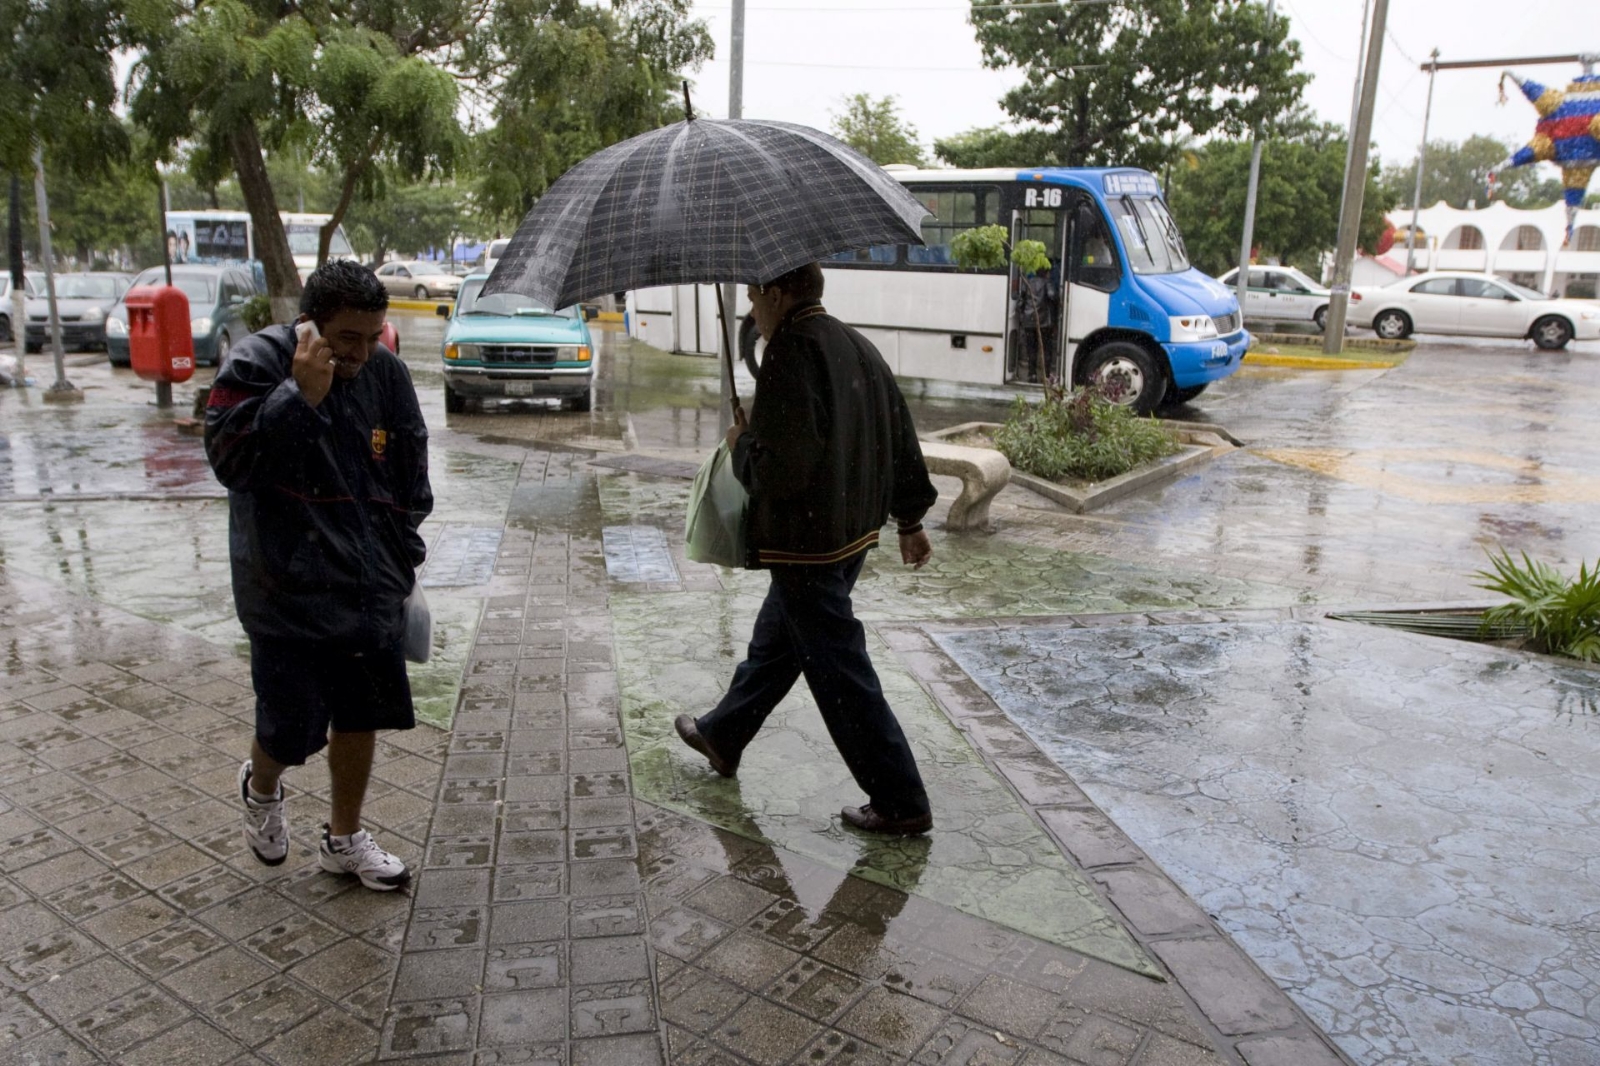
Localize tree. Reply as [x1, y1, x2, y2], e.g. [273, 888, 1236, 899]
[830, 94, 926, 167]
[1382, 135, 1568, 210]
[934, 126, 1063, 169]
[0, 0, 127, 177]
[965, 0, 1308, 172]
[1167, 121, 1396, 277]
[469, 0, 714, 226]
[17, 143, 163, 268]
[345, 180, 467, 264]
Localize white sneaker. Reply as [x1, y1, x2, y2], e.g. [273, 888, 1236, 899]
[238, 761, 288, 866]
[319, 826, 410, 891]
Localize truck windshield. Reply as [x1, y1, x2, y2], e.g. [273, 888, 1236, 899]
[457, 280, 576, 318]
[1110, 196, 1191, 276]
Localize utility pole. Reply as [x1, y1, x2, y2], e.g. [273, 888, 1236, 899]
[32, 146, 81, 401]
[1233, 0, 1276, 324]
[1323, 0, 1389, 353]
[8, 174, 25, 367]
[1334, 0, 1371, 275]
[1404, 50, 1441, 276]
[719, 0, 746, 434]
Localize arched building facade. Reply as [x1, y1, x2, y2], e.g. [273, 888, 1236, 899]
[1391, 201, 1600, 298]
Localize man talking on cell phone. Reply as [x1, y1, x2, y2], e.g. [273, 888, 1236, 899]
[204, 260, 433, 891]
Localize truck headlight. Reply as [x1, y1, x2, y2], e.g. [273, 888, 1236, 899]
[557, 345, 592, 362]
[444, 342, 480, 361]
[105, 315, 126, 337]
[191, 316, 213, 337]
[1169, 315, 1219, 343]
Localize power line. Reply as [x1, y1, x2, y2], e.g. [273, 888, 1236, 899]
[1277, 0, 1353, 65]
[696, 1, 1117, 11]
[1384, 27, 1418, 67]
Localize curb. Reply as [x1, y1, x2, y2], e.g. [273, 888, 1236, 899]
[389, 297, 454, 312]
[1243, 353, 1397, 370]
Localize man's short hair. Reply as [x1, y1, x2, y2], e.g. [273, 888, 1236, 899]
[762, 261, 825, 302]
[300, 260, 389, 323]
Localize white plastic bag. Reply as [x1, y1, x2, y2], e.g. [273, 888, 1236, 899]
[402, 581, 433, 663]
[684, 441, 749, 568]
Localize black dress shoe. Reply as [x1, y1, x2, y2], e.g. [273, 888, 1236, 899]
[674, 715, 738, 778]
[841, 804, 933, 836]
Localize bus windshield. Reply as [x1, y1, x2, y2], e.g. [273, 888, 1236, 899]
[457, 280, 576, 318]
[1110, 196, 1191, 276]
[285, 223, 354, 258]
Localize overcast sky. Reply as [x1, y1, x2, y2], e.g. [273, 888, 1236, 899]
[683, 0, 1582, 174]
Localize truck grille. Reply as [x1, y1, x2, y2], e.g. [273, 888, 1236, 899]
[481, 345, 559, 364]
[1214, 312, 1240, 335]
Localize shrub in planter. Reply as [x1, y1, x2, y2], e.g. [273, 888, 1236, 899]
[1475, 550, 1600, 662]
[993, 384, 1178, 483]
[240, 295, 273, 334]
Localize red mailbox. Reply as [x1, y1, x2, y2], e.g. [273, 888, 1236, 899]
[125, 285, 195, 384]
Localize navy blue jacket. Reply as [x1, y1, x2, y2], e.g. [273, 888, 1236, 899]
[204, 324, 433, 646]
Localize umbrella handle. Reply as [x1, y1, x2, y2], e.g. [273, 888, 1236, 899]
[714, 283, 742, 413]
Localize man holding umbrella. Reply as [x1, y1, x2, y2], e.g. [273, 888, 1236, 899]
[674, 261, 939, 836]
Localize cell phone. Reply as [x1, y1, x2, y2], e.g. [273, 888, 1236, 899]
[295, 320, 320, 345]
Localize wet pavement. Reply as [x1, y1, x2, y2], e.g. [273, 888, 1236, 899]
[0, 317, 1597, 1064]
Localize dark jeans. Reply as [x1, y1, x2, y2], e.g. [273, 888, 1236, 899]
[696, 553, 930, 821]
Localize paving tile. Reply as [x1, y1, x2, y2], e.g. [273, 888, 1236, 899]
[68, 985, 191, 1056]
[713, 997, 821, 1066]
[210, 975, 322, 1048]
[1092, 868, 1213, 938]
[567, 859, 639, 898]
[836, 986, 948, 1058]
[119, 1016, 248, 1066]
[492, 863, 565, 901]
[913, 1017, 1026, 1064]
[288, 937, 394, 1000]
[659, 965, 749, 1035]
[27, 955, 143, 1024]
[499, 830, 565, 865]
[0, 1028, 101, 1065]
[258, 1008, 379, 1066]
[4, 928, 102, 988]
[125, 920, 226, 979]
[162, 946, 276, 1007]
[1150, 940, 1299, 1038]
[392, 948, 484, 1001]
[406, 908, 488, 953]
[571, 979, 655, 1038]
[956, 973, 1063, 1040]
[477, 988, 567, 1046]
[483, 941, 564, 993]
[1135, 1032, 1229, 1065]
[571, 1032, 663, 1066]
[12, 848, 109, 897]
[794, 1029, 899, 1066]
[241, 915, 343, 969]
[569, 895, 643, 939]
[570, 936, 649, 984]
[698, 932, 802, 991]
[769, 958, 864, 1023]
[380, 997, 478, 1057]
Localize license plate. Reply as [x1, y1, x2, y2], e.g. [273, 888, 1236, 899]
[1211, 342, 1228, 359]
[504, 381, 534, 396]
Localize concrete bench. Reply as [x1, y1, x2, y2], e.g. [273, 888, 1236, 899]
[920, 441, 1010, 532]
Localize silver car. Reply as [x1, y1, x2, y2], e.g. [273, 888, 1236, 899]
[374, 261, 462, 300]
[1, 274, 38, 343]
[24, 272, 134, 352]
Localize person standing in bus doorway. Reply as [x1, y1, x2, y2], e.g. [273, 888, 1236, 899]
[673, 262, 940, 836]
[205, 260, 432, 890]
[1014, 268, 1058, 385]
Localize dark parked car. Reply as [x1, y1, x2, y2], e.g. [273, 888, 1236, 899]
[24, 273, 133, 352]
[106, 265, 258, 367]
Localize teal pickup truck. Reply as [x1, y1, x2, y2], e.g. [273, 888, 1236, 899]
[439, 274, 595, 413]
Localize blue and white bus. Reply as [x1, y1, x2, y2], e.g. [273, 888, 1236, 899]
[629, 166, 1248, 413]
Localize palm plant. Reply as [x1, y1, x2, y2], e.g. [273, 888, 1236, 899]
[1474, 550, 1600, 663]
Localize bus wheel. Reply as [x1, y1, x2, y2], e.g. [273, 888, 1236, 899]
[1083, 341, 1166, 415]
[738, 314, 763, 379]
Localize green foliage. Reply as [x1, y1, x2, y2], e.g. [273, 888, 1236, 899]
[966, 0, 1307, 171]
[1011, 239, 1050, 277]
[239, 295, 272, 333]
[345, 179, 467, 261]
[934, 126, 1064, 169]
[993, 387, 1178, 483]
[14, 138, 163, 267]
[950, 225, 1052, 276]
[1382, 135, 1568, 210]
[950, 226, 1009, 271]
[1167, 118, 1396, 276]
[829, 94, 926, 167]
[1474, 551, 1600, 663]
[0, 0, 128, 175]
[470, 0, 714, 224]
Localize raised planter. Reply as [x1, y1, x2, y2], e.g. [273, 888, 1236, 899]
[925, 420, 1235, 514]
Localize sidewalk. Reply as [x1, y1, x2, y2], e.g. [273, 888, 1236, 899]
[0, 431, 1345, 1066]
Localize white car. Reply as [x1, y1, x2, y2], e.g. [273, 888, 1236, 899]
[1217, 265, 1332, 333]
[1349, 271, 1600, 350]
[375, 260, 463, 300]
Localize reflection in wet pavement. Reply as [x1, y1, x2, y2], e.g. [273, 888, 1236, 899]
[935, 618, 1600, 1066]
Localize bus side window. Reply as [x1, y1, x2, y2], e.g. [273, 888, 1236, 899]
[1072, 204, 1118, 292]
[907, 187, 999, 270]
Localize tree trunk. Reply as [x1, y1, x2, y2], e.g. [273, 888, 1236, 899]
[229, 122, 301, 323]
[320, 136, 380, 266]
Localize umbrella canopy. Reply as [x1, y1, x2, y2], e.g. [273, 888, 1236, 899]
[481, 118, 930, 309]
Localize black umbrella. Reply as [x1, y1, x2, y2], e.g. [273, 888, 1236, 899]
[480, 115, 930, 312]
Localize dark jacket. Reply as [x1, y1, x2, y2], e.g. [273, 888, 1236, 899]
[732, 303, 937, 567]
[204, 324, 433, 646]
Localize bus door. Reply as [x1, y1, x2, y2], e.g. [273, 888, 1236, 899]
[1004, 189, 1068, 386]
[1061, 195, 1120, 383]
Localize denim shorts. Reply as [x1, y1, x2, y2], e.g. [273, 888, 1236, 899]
[248, 636, 415, 765]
